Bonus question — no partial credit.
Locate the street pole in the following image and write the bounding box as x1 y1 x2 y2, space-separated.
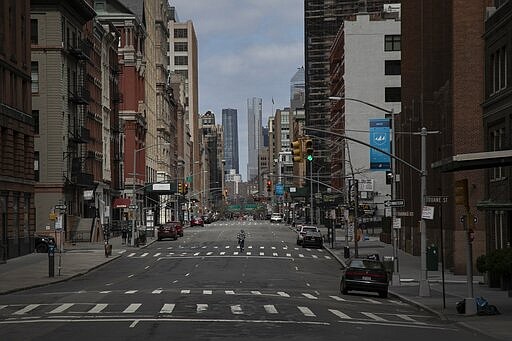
354 178 359 257
419 127 430 296
309 160 313 224
221 160 225 206
390 108 400 286
132 148 137 247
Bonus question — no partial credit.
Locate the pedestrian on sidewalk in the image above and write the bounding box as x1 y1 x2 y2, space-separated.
121 227 127 245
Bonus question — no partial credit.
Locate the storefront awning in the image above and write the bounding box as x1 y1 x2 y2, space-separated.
113 198 131 209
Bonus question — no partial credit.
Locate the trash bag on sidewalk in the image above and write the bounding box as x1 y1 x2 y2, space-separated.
476 296 500 316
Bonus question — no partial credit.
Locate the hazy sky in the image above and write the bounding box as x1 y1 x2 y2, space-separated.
169 0 305 180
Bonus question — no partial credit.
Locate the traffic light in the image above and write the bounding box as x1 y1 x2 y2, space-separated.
178 182 183 194
291 140 303 162
184 183 189 194
304 139 313 161
386 171 393 185
266 180 272 192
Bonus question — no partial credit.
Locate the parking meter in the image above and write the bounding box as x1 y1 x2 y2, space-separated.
48 243 55 277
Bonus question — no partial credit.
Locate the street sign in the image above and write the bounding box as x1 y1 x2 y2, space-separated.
55 204 67 210
129 204 138 210
392 217 401 229
396 211 414 217
385 199 405 207
425 195 448 204
275 183 284 196
186 176 192 183
421 206 435 220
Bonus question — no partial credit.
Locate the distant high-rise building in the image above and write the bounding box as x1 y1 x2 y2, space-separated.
222 109 239 174
262 127 269 147
247 97 262 181
290 66 305 111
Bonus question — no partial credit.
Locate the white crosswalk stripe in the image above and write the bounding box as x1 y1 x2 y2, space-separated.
324 256 331 259
329 295 346 302
125 290 137 294
247 252 252 255
329 309 352 319
220 252 226 255
88 303 108 313
181 289 190 294
264 305 278 314
298 306 316 317
100 291 111 294
299 254 304 258
302 293 318 300
312 255 318 258
251 291 261 295
159 304 175 314
13 304 40 315
194 252 200 256
203 290 212 295
361 312 387 321
225 290 235 295
49 303 74 314
0 305 7 311
153 252 161 257
362 298 382 304
231 305 243 315
233 252 239 255
127 253 136 257
286 253 292 257
259 252 264 256
152 289 163 294
277 291 290 297
140 253 149 257
273 253 278 256
207 252 213 255
196 304 208 313
123 303 141 313
396 314 421 323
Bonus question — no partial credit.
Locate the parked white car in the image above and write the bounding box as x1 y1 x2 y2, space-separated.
297 225 320 245
270 213 283 223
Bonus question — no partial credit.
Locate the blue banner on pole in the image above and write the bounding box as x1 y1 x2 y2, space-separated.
275 183 284 196
369 118 391 170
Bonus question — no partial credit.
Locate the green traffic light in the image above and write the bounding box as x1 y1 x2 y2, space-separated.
307 155 313 161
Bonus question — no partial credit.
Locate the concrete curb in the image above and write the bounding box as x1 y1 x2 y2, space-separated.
0 254 121 296
323 245 347 268
387 290 448 320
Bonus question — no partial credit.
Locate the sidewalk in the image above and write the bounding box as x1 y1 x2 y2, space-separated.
319 226 512 341
0 236 156 295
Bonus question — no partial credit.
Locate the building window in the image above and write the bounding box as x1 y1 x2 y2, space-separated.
491 47 508 94
30 19 38 44
174 42 188 52
32 110 39 134
174 69 188 79
175 56 188 65
385 87 401 102
31 62 39 93
174 28 188 38
384 35 401 51
491 128 504 180
493 210 504 249
385 60 401 75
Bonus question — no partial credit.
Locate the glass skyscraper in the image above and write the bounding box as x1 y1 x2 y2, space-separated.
247 97 262 181
222 108 239 174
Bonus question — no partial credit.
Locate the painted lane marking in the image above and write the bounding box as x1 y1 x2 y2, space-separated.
159 304 175 314
277 292 290 297
324 256 332 259
125 290 137 294
233 252 239 255
203 290 212 295
312 255 318 259
123 304 141 314
202 246 207 249
260 246 264 249
329 309 352 319
196 304 208 313
220 252 226 255
306 283 311 287
396 314 424 324
247 252 252 255
264 305 278 314
194 252 200 256
298 306 316 317
362 298 382 305
129 320 139 328
361 312 387 321
248 246 253 249
302 293 317 300
88 303 108 314
185 273 190 277
127 253 136 258
259 252 264 256
251 291 262 295
153 253 161 257
49 303 74 314
100 291 111 294
140 253 149 257
181 290 190 294
295 266 299 271
172 280 179 284
298 254 304 258
127 274 134 278
145 266 150 269
231 305 243 315
225 246 230 249
388 299 407 306
317 249 324 252
273 253 278 256
329 295 346 302
271 247 276 250
0 305 6 311
225 290 235 295
152 289 163 294
286 253 292 257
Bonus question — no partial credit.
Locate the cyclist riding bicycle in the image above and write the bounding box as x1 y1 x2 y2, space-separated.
237 229 246 252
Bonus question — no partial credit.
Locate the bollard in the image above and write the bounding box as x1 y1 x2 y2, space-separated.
48 243 55 277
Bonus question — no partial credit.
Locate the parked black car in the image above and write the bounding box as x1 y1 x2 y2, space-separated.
34 235 56 253
302 231 323 248
340 258 389 298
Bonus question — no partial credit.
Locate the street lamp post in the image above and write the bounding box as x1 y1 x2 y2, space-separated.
131 142 169 247
221 159 226 205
